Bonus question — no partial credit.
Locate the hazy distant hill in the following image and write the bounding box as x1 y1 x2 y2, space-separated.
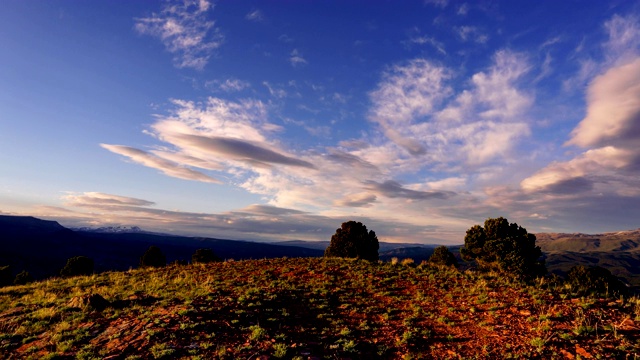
2 215 640 288
0 215 322 280
536 229 640 287
276 240 438 252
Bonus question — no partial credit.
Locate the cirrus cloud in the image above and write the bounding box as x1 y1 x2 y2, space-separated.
134 0 223 69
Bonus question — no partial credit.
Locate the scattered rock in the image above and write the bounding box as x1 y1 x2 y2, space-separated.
575 345 593 358
68 294 110 311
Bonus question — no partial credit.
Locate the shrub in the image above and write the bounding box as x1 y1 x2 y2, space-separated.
567 265 627 297
14 270 34 285
324 221 379 261
192 248 222 264
428 246 459 267
60 256 94 277
140 246 166 268
460 217 545 279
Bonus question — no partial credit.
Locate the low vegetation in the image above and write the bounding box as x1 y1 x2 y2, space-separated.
1 257 639 359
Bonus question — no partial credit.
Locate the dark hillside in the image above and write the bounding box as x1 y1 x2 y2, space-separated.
0 215 322 280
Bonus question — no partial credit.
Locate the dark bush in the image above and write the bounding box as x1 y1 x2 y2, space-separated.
460 217 546 279
567 265 627 297
324 221 379 261
14 271 34 285
428 246 459 267
192 248 221 264
60 256 94 277
140 246 166 268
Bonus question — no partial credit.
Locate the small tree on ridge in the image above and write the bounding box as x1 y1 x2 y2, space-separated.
140 246 166 268
60 256 94 277
324 221 379 261
428 246 459 267
460 217 545 279
192 248 221 264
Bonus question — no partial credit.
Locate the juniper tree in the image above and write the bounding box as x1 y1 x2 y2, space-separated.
460 217 545 279
324 221 379 261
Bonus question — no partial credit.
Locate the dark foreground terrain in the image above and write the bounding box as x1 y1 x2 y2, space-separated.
1 258 639 359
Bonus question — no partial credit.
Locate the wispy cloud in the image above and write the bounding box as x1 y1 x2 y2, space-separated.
457 3 469 16
406 34 447 55
134 0 223 69
455 26 488 44
245 8 265 22
100 144 222 183
263 81 288 98
44 192 454 243
603 14 640 65
424 0 449 8
289 49 308 67
365 180 455 200
221 79 250 92
369 59 452 155
66 192 156 207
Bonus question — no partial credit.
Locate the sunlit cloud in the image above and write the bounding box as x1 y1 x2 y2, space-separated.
134 0 223 69
100 144 222 183
566 59 640 148
369 58 451 155
40 192 454 243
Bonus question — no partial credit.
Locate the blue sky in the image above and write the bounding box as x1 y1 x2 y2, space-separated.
1 0 640 244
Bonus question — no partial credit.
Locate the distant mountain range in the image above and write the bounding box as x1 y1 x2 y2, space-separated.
1 215 639 289
0 215 323 280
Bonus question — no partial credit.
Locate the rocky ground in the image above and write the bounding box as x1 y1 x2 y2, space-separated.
1 258 639 359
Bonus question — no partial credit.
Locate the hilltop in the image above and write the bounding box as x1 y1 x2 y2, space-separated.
1 258 638 359
536 229 640 288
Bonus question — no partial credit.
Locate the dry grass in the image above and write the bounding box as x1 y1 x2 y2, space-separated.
0 257 638 359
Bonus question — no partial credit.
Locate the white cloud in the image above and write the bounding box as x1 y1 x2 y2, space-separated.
100 144 222 183
134 0 223 69
603 14 640 65
521 58 640 198
245 9 264 22
66 192 156 207
220 78 251 92
263 81 288 98
521 146 634 193
369 59 452 155
431 50 533 165
408 35 446 55
455 26 488 44
289 49 307 67
566 58 640 148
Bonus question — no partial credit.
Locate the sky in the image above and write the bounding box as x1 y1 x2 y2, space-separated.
1 0 640 244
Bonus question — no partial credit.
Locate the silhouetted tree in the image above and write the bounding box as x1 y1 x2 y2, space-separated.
192 248 221 264
460 217 545 279
14 271 34 285
140 245 166 268
567 265 627 297
60 256 94 277
324 221 379 261
0 265 12 287
428 246 459 267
